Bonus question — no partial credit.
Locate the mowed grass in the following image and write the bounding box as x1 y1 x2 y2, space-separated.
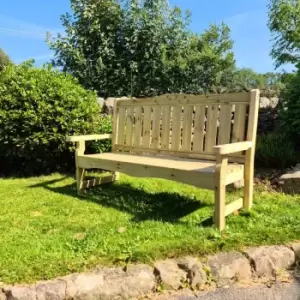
0 173 300 284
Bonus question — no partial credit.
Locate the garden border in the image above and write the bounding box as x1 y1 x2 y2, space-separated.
1 243 300 300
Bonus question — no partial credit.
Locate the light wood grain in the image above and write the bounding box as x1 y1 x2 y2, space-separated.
118 92 250 107
244 89 260 210
214 141 252 155
134 107 142 147
112 100 119 152
161 106 171 149
218 104 232 145
151 107 161 148
66 134 112 142
182 106 193 151
205 104 218 152
117 107 126 145
171 106 182 150
193 106 206 151
143 106 152 148
225 198 243 216
232 104 247 143
126 108 134 146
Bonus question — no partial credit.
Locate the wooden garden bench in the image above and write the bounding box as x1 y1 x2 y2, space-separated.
67 90 260 230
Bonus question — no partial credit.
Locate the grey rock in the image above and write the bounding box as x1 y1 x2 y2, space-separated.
291 243 300 259
208 251 251 284
5 286 36 300
97 98 105 107
36 280 66 300
66 265 155 300
177 257 207 287
155 260 187 290
66 273 104 300
279 164 300 194
245 246 295 277
105 98 116 108
259 97 279 109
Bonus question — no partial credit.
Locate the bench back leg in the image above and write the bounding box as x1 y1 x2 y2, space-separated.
214 156 228 230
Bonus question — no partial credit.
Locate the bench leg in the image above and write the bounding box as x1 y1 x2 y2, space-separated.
214 181 226 231
244 150 254 210
76 167 85 194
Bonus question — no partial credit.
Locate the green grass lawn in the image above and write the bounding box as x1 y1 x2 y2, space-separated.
0 173 300 284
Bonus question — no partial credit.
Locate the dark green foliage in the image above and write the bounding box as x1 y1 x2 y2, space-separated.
280 67 300 144
255 132 299 169
268 0 300 68
48 0 235 97
0 48 11 71
0 61 108 176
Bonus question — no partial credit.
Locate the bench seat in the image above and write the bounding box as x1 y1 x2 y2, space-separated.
78 153 244 190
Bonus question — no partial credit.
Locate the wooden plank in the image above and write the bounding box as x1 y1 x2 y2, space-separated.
171 106 182 150
78 156 215 190
225 198 243 216
205 104 218 152
125 108 134 146
218 104 232 145
232 104 247 143
244 89 260 210
151 107 161 148
193 106 206 151
81 174 118 189
118 92 250 107
214 155 228 230
114 144 245 164
67 134 112 142
75 141 86 193
182 106 193 150
143 106 152 148
161 106 171 149
117 107 126 145
134 107 142 147
112 100 119 152
214 141 252 155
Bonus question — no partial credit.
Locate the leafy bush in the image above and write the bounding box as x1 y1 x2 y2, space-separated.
255 132 299 169
280 68 300 145
0 61 110 176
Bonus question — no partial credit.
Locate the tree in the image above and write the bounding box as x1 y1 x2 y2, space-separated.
268 0 300 67
0 48 11 71
48 0 235 96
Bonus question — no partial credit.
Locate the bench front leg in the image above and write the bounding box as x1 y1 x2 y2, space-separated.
214 154 228 230
75 141 86 193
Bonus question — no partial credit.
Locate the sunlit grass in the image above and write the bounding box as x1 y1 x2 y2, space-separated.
0 173 299 283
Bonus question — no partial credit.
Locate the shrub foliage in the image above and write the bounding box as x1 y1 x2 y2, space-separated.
0 61 107 175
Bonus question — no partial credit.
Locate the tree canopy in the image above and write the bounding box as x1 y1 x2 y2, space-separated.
48 0 235 97
268 0 300 67
0 48 11 71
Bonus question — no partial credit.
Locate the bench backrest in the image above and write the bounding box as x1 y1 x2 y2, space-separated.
112 90 260 163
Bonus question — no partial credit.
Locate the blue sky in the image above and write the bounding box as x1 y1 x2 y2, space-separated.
0 0 292 72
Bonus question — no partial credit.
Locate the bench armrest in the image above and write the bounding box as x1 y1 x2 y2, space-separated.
66 134 112 142
214 141 253 155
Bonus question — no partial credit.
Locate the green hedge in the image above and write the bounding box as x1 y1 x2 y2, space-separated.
0 62 111 176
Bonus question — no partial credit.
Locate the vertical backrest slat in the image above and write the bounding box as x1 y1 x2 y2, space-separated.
205 104 218 152
171 106 182 150
134 107 142 147
161 106 171 149
143 106 152 148
182 106 193 151
151 107 160 148
117 107 126 145
193 105 206 152
112 100 119 152
218 104 232 145
125 107 134 146
232 104 247 143
247 90 260 144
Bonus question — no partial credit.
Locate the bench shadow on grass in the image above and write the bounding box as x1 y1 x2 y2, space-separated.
29 176 214 226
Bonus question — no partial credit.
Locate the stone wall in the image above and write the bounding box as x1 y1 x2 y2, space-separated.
98 96 281 135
